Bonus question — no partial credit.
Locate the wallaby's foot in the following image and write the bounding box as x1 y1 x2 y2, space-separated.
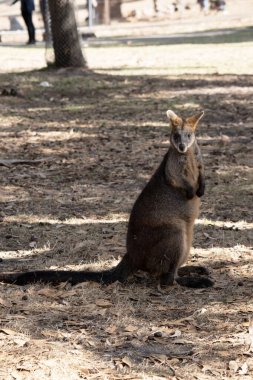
160 272 175 287
178 265 210 277
176 276 213 288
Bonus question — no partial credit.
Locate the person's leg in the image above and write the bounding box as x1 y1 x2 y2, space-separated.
27 11 35 43
32 15 35 41
22 10 35 43
21 9 30 42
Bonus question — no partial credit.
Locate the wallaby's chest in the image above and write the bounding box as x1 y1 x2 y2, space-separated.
166 149 199 185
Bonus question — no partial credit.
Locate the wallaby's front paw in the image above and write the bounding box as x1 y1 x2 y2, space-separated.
196 177 205 197
196 184 205 197
186 188 195 199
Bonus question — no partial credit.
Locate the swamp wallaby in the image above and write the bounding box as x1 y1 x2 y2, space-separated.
0 110 213 288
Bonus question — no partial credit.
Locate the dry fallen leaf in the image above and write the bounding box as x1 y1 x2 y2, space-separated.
95 299 113 308
13 338 30 347
105 325 117 334
151 354 167 363
0 328 17 335
124 325 138 333
0 297 12 308
38 288 59 298
229 360 239 373
41 330 62 338
79 367 90 376
16 362 34 372
121 356 133 368
239 362 248 375
170 329 182 338
203 232 216 239
10 370 23 380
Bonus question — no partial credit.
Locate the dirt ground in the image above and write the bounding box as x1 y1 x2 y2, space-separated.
0 8 253 380
0 69 252 380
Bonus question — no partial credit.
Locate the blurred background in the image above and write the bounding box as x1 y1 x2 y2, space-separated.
0 0 252 73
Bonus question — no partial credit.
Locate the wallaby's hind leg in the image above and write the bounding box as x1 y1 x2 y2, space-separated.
160 266 178 286
154 227 186 287
178 265 210 277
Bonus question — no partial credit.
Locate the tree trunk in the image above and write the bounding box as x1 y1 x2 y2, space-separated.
110 0 123 19
103 0 110 25
48 0 86 68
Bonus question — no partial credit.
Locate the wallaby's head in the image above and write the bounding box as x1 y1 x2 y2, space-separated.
166 110 204 154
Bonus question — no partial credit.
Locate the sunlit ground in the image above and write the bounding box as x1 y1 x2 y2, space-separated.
0 37 253 75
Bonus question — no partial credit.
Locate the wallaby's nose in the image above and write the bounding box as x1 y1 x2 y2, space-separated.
179 143 186 152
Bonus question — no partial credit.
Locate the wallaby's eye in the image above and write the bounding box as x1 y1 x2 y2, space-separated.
187 133 191 138
174 133 180 140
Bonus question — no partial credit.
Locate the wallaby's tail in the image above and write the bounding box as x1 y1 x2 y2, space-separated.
0 256 132 286
176 276 213 288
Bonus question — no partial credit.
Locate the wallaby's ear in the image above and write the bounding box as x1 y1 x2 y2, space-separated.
166 110 182 128
186 111 205 130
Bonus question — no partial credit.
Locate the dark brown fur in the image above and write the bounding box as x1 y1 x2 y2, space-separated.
0 110 213 288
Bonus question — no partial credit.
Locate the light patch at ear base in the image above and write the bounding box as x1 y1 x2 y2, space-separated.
166 110 182 127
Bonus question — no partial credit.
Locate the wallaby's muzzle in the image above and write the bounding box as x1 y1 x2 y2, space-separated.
179 143 187 153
